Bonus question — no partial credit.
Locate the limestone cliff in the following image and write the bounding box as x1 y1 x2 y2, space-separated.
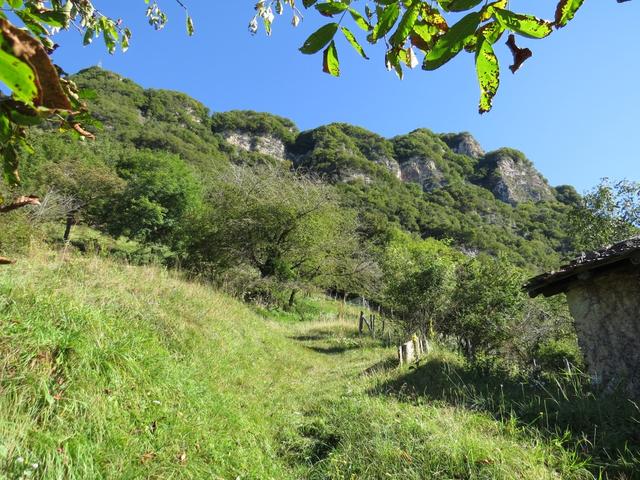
399 157 445 191
475 148 554 205
222 131 287 162
441 132 485 159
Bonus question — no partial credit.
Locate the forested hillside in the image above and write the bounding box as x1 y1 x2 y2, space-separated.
20 67 577 271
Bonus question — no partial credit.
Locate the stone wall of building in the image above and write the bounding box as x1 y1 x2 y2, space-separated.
565 265 640 395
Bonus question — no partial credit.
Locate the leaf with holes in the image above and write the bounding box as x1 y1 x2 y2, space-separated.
476 37 499 113
0 40 38 105
554 0 585 28
492 8 553 39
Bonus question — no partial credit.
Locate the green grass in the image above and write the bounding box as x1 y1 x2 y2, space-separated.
0 249 609 479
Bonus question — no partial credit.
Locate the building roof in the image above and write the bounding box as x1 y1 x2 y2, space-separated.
525 237 640 298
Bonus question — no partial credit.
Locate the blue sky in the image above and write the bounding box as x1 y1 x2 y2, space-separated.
48 0 639 192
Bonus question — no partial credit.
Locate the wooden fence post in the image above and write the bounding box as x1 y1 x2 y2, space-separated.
371 314 375 338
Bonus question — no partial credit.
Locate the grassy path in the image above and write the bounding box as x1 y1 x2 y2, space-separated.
0 252 593 479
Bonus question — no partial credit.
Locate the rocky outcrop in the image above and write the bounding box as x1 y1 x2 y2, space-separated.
441 132 485 159
222 131 287 161
399 157 445 191
376 157 402 180
478 149 553 205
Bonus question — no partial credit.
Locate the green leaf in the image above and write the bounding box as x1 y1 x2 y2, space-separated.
0 114 10 142
410 22 434 51
437 0 484 13
7 0 23 8
315 2 348 17
464 21 504 52
300 22 339 54
322 40 340 76
0 41 38 105
79 88 98 100
83 28 95 46
10 110 41 126
341 26 369 59
389 2 421 47
423 12 481 70
302 0 318 8
475 38 499 113
186 14 195 36
554 0 585 28
369 2 400 43
121 28 131 52
348 8 370 31
1 145 19 186
492 8 553 39
29 9 68 28
14 10 47 36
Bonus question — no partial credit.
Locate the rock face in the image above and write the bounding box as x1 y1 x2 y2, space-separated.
441 132 485 159
375 157 402 180
479 149 554 205
399 157 445 191
222 131 287 162
566 265 640 395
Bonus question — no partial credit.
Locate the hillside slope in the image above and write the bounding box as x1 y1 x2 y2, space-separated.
19 67 579 269
0 251 590 478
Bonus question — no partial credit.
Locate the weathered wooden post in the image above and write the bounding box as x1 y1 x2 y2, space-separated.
358 311 365 336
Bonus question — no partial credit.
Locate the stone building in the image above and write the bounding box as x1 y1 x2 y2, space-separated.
525 237 640 395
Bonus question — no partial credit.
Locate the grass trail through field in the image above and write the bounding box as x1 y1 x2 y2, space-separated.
0 252 594 479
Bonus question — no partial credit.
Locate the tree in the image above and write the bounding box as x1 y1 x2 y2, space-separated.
446 254 525 360
188 165 367 305
381 229 459 336
106 150 202 245
569 178 640 252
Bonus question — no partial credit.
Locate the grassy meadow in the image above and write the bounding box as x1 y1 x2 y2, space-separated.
0 249 636 479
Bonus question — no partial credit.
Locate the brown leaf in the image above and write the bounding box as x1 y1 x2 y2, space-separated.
0 18 73 110
505 34 532 74
177 451 187 465
72 123 96 140
140 452 156 464
0 195 41 213
0 257 16 265
399 450 413 463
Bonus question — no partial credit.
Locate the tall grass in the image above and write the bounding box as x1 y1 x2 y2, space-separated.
372 345 640 479
0 248 617 479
